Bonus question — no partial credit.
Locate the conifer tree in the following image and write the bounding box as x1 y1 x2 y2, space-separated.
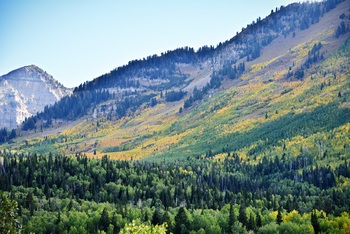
247 213 256 231
152 208 163 225
26 191 34 216
276 206 283 225
228 204 236 234
100 207 109 232
238 204 247 227
174 207 190 234
256 213 262 228
311 210 320 234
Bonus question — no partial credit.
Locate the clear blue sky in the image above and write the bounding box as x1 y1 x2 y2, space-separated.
1 0 309 88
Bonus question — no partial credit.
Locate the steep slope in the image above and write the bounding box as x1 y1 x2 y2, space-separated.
3 0 350 165
0 65 72 130
22 0 342 127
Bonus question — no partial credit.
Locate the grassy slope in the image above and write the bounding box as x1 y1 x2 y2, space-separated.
2 1 350 166
153 35 350 161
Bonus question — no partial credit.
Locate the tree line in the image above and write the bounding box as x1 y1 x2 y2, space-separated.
0 128 16 144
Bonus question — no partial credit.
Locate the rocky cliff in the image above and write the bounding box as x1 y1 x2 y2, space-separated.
0 65 71 129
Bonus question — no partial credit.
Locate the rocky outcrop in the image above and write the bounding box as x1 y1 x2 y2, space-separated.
0 65 72 129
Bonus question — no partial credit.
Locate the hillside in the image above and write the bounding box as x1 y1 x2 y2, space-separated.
0 65 71 130
5 0 349 164
1 1 350 233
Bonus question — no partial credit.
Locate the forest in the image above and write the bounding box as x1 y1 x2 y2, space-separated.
1 0 349 233
1 152 350 233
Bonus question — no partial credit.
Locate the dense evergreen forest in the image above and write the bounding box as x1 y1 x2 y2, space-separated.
1 152 350 233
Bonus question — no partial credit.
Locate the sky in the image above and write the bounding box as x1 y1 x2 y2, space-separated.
1 0 312 88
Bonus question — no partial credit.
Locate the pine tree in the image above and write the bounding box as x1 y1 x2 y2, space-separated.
163 211 173 231
26 191 34 216
311 210 320 234
9 129 16 140
247 213 256 231
238 204 247 227
228 204 236 234
276 206 283 225
152 208 163 225
256 213 262 228
174 207 190 234
54 211 61 234
100 207 109 232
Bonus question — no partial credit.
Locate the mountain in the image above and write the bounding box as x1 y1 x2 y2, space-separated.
11 0 349 162
1 1 350 233
0 65 72 130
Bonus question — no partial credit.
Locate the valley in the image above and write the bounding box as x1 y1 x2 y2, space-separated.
1 0 350 233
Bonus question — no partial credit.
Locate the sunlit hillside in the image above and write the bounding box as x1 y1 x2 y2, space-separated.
3 0 349 167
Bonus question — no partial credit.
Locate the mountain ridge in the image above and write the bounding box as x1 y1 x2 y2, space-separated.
2 0 350 163
73 0 338 93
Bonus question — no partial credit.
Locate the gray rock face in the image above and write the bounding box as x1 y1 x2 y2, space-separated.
0 65 72 129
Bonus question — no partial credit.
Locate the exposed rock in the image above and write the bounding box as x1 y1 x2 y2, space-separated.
0 65 72 129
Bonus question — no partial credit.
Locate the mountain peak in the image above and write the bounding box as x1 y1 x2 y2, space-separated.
24 64 39 69
0 65 72 129
4 64 48 79
23 64 42 72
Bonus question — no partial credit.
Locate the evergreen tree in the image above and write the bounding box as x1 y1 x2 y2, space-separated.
228 204 236 234
26 191 34 216
150 97 158 107
256 213 262 228
174 207 190 234
276 206 283 225
247 213 256 231
152 208 163 225
100 207 109 232
9 129 16 140
163 211 173 231
54 211 61 234
311 210 320 234
238 204 247 227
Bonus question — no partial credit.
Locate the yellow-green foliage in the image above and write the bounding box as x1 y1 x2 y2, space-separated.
119 220 167 234
2 33 349 169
